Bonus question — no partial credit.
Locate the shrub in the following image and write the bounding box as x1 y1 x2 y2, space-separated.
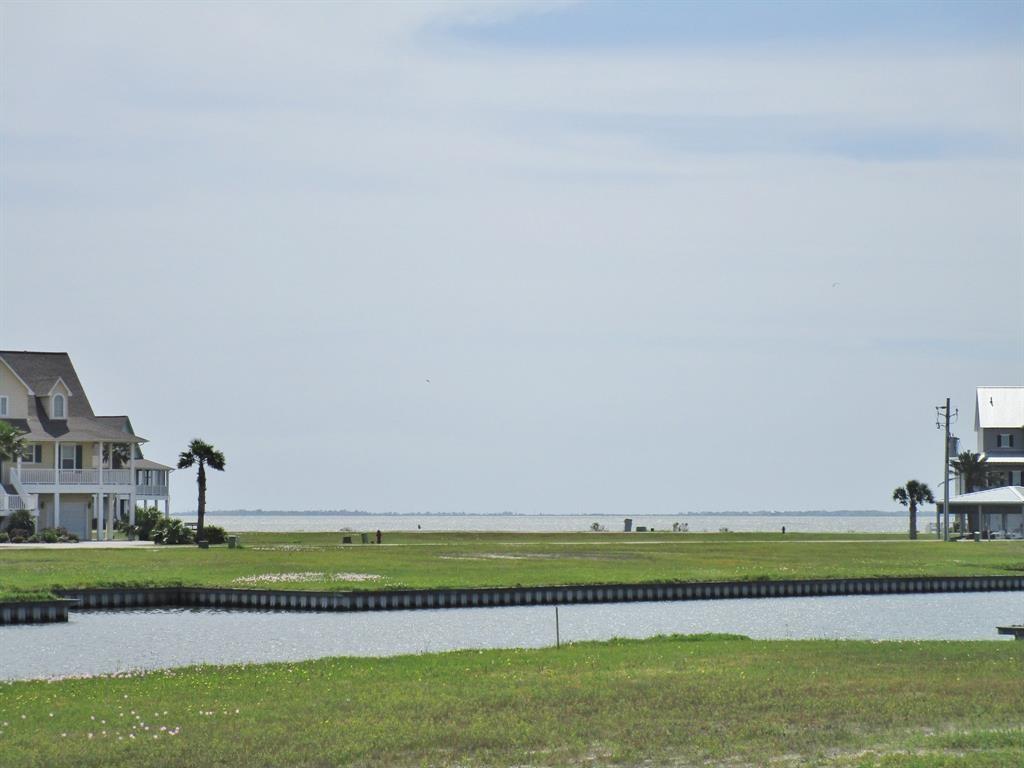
151 517 194 545
26 533 40 543
202 525 227 545
8 528 29 541
3 510 35 536
0 531 9 543
41 528 60 544
131 506 164 541
10 535 25 544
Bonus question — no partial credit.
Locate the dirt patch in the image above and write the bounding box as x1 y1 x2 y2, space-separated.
232 572 382 585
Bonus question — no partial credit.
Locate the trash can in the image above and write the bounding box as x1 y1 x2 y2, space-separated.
623 518 633 533
973 532 980 542
342 536 352 544
360 532 370 544
227 535 238 549
198 540 209 549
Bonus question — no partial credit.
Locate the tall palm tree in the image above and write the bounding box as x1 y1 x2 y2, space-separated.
949 451 989 494
892 480 934 540
177 439 226 543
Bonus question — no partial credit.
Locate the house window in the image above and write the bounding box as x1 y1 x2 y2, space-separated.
997 433 1015 448
0 396 7 416
59 444 78 470
1011 470 1024 486
52 394 66 419
21 445 42 464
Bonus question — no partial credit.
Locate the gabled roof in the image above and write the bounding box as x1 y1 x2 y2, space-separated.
0 352 146 443
947 486 1024 505
976 387 1024 430
0 351 94 417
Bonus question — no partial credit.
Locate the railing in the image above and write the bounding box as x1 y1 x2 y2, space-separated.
1 494 35 512
103 469 131 485
12 468 133 486
136 485 169 497
14 468 55 484
59 469 100 485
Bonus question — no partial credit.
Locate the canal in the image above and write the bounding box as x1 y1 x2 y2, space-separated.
2 591 1020 681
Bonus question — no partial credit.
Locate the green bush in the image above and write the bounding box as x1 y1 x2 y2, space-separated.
202 525 227 545
41 528 59 544
0 531 9 543
134 506 164 541
4 510 35 536
151 517 195 545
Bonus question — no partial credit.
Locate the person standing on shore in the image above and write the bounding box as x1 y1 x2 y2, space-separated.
376 529 382 544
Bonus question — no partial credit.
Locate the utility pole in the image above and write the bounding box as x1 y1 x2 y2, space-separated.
936 398 958 541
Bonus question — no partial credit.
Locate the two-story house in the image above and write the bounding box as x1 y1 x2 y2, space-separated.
938 386 1024 537
975 386 1024 488
0 351 173 540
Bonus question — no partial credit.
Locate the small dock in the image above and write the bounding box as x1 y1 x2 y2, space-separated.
997 625 1024 640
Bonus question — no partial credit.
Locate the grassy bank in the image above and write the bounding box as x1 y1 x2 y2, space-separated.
1 635 1021 767
1 532 1022 601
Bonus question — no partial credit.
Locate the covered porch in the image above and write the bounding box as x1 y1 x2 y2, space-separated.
938 486 1024 539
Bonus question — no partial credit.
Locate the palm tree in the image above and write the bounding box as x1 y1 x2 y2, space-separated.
892 480 934 540
0 421 27 477
103 443 131 469
177 439 226 543
949 451 989 494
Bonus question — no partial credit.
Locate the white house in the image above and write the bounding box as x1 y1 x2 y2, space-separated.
936 387 1024 537
0 351 173 539
974 386 1024 488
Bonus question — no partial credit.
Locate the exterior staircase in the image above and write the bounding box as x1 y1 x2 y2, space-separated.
1 479 37 517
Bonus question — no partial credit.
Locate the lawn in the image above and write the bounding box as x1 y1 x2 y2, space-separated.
1 532 1022 601
1 635 1020 767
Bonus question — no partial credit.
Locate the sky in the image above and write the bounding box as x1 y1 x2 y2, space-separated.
1 1 1022 514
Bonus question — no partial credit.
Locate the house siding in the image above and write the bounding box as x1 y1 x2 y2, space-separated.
0 365 30 419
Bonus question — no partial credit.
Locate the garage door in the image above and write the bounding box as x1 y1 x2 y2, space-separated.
60 502 89 540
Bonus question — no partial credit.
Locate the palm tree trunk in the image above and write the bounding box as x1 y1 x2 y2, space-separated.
197 460 206 542
909 501 917 540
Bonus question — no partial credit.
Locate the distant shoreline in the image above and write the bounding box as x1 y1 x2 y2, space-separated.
186 510 906 518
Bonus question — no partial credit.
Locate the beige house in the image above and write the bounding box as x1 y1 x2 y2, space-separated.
0 351 172 539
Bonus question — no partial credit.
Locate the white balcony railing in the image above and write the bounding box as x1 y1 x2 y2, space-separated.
60 469 100 485
136 485 169 497
12 468 133 487
14 468 55 484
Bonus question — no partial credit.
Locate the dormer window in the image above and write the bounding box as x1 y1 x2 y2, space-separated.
996 433 1015 448
52 393 66 419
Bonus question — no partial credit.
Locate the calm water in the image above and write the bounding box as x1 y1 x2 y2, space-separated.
174 513 906 534
2 592 1019 681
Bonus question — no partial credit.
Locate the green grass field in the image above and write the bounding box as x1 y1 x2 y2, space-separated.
1 532 1022 601
1 635 1020 767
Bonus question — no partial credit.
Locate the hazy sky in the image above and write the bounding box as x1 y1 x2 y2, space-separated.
1 1 1021 514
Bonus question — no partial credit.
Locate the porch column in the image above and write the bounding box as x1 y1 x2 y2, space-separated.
106 493 115 539
94 493 100 541
54 491 61 530
98 443 106 541
54 439 60 490
128 449 137 526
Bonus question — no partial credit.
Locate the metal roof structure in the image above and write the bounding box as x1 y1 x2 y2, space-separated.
945 486 1024 506
975 386 1024 430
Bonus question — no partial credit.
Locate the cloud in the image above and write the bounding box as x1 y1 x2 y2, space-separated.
1 1 1021 512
